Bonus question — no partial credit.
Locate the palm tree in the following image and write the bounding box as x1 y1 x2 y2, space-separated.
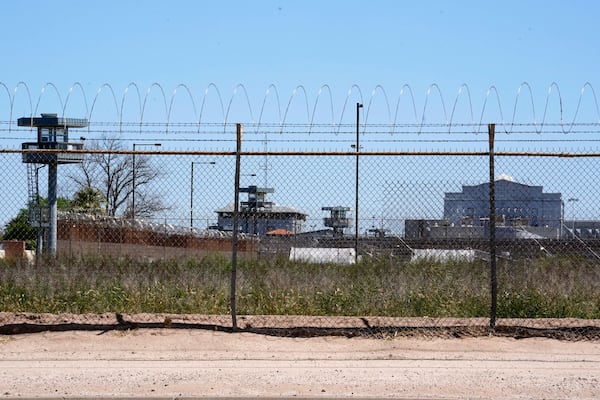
71 187 105 215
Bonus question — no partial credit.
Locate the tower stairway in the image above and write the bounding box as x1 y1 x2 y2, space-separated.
26 163 46 227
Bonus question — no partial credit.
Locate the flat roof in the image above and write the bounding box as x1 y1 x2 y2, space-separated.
216 203 307 216
322 206 351 211
17 113 88 128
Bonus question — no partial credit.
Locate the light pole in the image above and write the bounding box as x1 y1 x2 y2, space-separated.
568 197 579 239
354 102 363 264
190 161 216 230
132 143 161 219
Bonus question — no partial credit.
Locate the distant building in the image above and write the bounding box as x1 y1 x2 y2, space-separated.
406 176 564 239
405 219 485 239
215 186 306 235
565 220 600 239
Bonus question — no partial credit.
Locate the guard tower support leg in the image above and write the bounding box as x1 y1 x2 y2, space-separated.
47 162 58 257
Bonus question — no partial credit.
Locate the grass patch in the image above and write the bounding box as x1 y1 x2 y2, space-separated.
0 254 599 318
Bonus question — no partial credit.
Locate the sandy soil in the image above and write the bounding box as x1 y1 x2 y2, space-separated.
1 326 600 399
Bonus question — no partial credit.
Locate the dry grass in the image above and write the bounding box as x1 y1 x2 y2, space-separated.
0 253 599 318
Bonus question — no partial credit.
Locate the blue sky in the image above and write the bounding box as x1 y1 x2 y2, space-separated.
1 0 599 125
1 1 600 231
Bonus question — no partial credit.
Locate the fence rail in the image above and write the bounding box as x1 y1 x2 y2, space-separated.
1 123 600 340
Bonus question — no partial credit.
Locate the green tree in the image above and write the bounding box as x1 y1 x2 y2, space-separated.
71 187 105 214
3 197 71 250
3 208 37 249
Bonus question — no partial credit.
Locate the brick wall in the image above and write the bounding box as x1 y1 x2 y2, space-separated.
1 240 26 259
57 220 257 259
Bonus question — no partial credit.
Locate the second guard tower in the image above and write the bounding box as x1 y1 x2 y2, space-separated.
322 206 352 237
18 113 88 256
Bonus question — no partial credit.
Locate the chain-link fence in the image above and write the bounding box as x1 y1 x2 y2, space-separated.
1 123 600 340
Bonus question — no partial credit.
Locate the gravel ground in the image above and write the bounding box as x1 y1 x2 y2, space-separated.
1 322 600 399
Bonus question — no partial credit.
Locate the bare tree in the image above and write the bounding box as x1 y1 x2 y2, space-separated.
69 136 167 218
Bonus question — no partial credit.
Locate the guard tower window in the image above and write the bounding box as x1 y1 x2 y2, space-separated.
40 128 52 142
40 127 68 143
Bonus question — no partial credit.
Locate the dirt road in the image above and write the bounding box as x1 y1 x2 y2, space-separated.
0 328 599 399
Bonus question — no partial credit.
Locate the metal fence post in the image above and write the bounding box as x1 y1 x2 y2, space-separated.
355 103 363 264
230 123 242 329
488 123 497 330
47 163 58 257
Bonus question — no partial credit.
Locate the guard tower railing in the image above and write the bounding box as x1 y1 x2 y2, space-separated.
21 142 85 164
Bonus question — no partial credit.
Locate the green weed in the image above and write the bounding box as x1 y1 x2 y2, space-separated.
0 253 598 318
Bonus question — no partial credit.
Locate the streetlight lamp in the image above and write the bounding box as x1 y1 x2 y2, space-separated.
132 143 161 219
354 102 363 264
568 197 579 239
190 161 216 230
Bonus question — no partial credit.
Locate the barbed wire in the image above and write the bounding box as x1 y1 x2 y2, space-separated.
2 123 600 136
1 82 599 134
6 121 600 128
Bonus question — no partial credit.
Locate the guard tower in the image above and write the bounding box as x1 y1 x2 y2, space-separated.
239 186 275 235
240 186 275 210
215 186 306 235
18 113 88 256
322 206 352 237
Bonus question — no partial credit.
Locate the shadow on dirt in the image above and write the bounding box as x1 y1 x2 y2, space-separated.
1 313 599 341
